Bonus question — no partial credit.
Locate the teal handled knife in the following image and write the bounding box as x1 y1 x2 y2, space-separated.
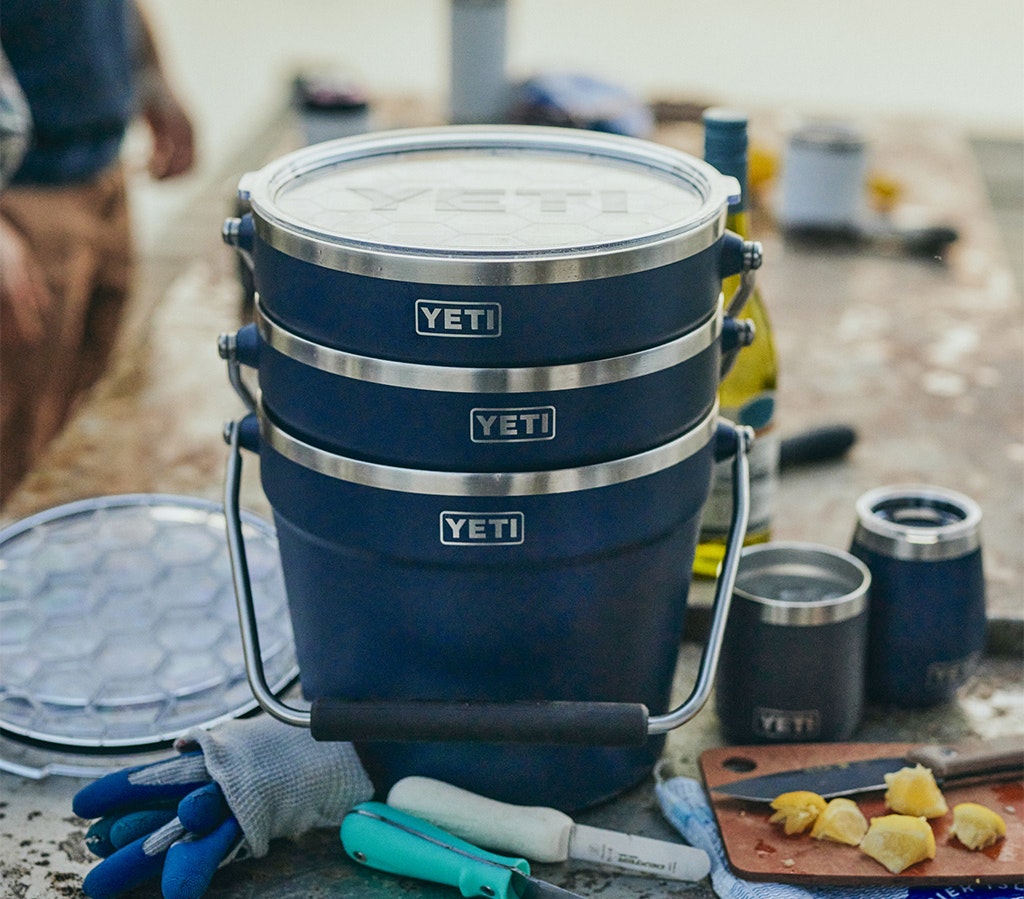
341 802 586 898
387 776 709 880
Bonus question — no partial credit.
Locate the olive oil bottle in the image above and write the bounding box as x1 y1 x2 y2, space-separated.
694 108 779 577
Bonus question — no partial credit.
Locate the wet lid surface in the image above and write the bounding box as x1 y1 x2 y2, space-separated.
0 495 297 755
241 126 737 283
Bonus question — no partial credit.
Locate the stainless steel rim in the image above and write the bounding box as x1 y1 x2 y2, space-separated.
259 400 718 496
255 297 722 392
240 125 734 285
734 541 870 626
853 484 982 561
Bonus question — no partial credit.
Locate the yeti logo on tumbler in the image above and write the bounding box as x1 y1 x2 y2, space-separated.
440 511 524 545
752 706 821 740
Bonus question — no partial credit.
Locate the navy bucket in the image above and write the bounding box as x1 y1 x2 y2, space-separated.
224 406 750 809
220 125 759 810
228 300 730 470
223 125 754 366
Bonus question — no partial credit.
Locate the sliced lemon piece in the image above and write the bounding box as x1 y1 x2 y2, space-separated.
809 797 869 846
860 814 936 874
769 790 827 835
883 764 949 818
950 802 1007 850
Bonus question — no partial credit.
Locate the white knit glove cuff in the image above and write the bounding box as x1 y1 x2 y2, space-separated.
180 716 374 858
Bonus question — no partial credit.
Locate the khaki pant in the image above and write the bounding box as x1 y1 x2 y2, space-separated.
0 165 132 502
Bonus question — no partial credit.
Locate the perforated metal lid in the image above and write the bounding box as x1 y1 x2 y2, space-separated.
239 125 739 285
0 495 297 766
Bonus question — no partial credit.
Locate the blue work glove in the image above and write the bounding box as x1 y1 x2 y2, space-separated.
72 715 374 899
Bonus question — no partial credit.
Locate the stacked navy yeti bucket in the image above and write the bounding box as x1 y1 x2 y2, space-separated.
220 126 757 810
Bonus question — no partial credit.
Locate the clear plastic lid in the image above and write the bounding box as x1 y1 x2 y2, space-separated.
0 495 297 757
241 126 738 284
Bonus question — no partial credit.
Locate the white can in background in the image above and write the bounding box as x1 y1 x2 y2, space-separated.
450 0 509 124
777 122 868 229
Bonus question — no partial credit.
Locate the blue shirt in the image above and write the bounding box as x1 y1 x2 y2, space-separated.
1 0 135 185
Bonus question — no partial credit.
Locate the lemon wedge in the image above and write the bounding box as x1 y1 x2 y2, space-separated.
883 764 949 818
810 797 869 846
769 790 827 835
950 802 1007 850
860 814 936 874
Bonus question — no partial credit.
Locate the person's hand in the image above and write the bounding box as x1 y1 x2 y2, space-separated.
72 715 374 899
0 215 50 346
139 73 195 180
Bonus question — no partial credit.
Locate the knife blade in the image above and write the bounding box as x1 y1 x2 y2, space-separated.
709 734 1023 802
341 801 585 898
387 775 709 881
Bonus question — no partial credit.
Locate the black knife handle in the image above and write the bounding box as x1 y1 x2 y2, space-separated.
779 425 857 470
310 699 650 746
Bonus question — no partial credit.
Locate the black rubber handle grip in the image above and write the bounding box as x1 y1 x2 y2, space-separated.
779 424 857 470
310 699 650 746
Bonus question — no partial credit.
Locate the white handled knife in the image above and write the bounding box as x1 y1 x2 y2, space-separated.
386 776 709 882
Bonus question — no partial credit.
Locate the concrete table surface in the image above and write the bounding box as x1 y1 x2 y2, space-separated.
1 105 1021 898
3 647 1022 899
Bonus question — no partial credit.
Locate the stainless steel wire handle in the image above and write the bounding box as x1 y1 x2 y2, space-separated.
222 418 752 743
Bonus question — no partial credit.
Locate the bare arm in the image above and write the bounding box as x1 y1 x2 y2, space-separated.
131 2 196 180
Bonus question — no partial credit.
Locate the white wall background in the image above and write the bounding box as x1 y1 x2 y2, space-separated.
140 0 1023 192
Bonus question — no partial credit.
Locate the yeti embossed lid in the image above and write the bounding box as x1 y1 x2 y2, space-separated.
0 495 297 769
239 125 739 284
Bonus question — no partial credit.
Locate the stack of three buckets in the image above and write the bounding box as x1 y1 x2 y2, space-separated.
219 126 758 810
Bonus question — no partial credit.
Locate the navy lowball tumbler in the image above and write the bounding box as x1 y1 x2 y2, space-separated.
715 543 871 744
850 485 986 708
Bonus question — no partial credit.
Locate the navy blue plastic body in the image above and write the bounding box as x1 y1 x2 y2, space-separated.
250 232 732 366
245 323 720 471
250 427 714 810
850 544 986 708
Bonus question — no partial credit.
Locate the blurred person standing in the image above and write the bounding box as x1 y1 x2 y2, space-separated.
0 1 195 503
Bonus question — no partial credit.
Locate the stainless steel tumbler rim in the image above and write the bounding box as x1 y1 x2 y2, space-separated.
257 398 718 497
734 541 870 626
254 296 723 392
853 484 982 562
239 125 735 285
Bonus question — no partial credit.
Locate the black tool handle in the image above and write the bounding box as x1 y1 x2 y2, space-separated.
310 699 650 746
779 424 857 470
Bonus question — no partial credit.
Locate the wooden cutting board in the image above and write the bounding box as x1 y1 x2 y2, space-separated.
699 742 1023 885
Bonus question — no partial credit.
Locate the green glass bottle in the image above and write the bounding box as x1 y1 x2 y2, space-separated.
694 108 779 578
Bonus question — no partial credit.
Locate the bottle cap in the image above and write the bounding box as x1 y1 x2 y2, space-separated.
703 107 749 209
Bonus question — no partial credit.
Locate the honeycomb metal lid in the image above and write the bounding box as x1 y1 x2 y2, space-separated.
0 495 298 772
239 125 739 285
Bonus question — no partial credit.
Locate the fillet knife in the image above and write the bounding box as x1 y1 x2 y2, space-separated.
387 775 710 881
709 734 1023 802
341 802 585 898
